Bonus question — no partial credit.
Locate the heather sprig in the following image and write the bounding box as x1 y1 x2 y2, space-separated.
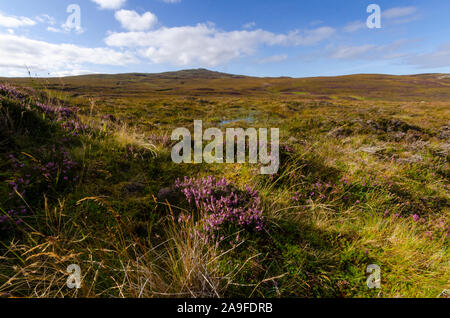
174 176 265 237
2 147 79 230
148 133 171 147
36 102 79 119
0 84 28 101
2 84 88 137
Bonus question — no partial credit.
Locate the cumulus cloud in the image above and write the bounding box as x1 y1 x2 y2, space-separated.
105 24 335 66
91 0 126 10
115 10 158 31
0 33 137 76
0 12 35 28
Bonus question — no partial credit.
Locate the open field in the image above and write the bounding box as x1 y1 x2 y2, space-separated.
0 69 449 298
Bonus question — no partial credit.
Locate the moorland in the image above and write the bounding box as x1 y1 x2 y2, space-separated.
0 69 448 298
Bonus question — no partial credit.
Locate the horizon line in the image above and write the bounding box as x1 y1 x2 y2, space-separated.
0 68 448 80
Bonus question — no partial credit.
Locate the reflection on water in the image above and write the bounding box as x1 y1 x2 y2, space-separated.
220 115 255 126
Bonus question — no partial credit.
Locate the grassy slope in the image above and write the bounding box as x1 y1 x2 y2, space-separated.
5 70 450 101
0 70 448 298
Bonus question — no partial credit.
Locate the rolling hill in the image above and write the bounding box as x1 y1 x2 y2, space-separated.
2 69 450 101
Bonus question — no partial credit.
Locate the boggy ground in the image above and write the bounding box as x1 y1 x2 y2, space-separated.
0 70 448 298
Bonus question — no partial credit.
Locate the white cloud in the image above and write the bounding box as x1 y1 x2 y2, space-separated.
328 40 411 61
49 69 97 77
47 25 79 34
329 44 376 60
162 0 181 3
61 23 85 34
46 20 84 34
243 22 256 29
310 20 324 27
91 0 126 10
35 14 56 25
47 26 62 33
115 10 158 31
383 6 417 19
342 6 419 33
0 33 137 76
383 6 419 25
407 43 450 68
257 54 288 64
0 12 35 28
343 21 366 33
105 24 335 66
5 68 27 77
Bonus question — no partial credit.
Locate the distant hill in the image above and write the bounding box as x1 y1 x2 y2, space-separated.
74 69 247 80
154 68 248 79
2 70 450 101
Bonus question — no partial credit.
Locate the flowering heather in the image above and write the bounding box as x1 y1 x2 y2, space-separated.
0 84 28 101
60 119 88 136
283 144 294 153
1 84 87 137
0 208 26 230
2 148 79 230
174 176 265 234
1 84 78 120
32 146 79 187
36 102 79 119
103 114 117 122
1 84 82 232
148 133 171 147
35 101 88 136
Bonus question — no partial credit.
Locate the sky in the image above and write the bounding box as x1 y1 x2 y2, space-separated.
0 0 450 77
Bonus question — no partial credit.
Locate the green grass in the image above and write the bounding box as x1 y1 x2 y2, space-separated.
0 71 448 298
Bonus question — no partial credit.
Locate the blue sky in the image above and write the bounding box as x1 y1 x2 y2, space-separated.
0 0 450 77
